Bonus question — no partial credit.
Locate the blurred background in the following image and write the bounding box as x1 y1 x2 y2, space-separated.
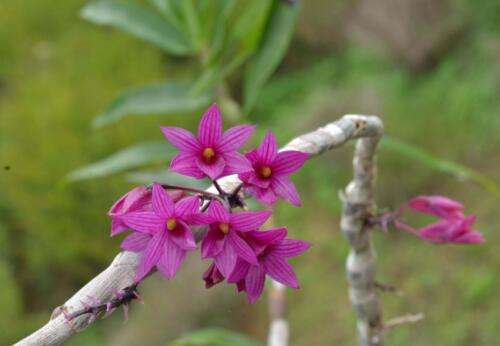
1 0 499 345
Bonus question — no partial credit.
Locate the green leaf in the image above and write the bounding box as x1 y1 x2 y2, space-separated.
381 137 500 196
66 141 171 181
242 1 298 114
81 0 192 55
93 82 213 128
168 328 263 346
126 170 206 189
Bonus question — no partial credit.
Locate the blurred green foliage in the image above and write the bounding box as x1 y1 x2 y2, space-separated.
0 0 499 345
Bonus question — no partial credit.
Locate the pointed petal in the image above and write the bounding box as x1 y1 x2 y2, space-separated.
408 195 464 220
151 183 174 217
110 219 129 237
263 254 299 289
227 258 251 283
170 153 205 179
247 228 288 246
203 263 225 288
215 242 237 277
169 221 197 250
120 211 164 234
174 196 200 219
195 156 225 180
452 231 485 244
221 152 252 175
161 126 200 153
198 103 223 147
272 150 309 175
257 131 278 165
121 232 151 252
135 231 166 281
248 186 278 206
205 199 230 223
272 176 301 206
230 210 272 232
244 150 260 165
418 220 452 243
217 125 255 153
157 238 186 278
272 239 311 258
228 232 258 265
201 228 226 258
245 265 266 303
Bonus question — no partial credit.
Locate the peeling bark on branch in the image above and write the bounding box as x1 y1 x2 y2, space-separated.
16 114 383 346
340 119 384 345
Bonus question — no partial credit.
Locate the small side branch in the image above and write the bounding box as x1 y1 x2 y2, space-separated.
384 313 425 330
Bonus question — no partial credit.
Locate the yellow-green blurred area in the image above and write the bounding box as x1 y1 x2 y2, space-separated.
1 0 500 345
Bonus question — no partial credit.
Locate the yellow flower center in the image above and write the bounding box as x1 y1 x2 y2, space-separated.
259 166 272 178
218 223 230 234
202 147 215 161
166 218 177 231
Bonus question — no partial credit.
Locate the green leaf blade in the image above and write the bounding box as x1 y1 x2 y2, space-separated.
381 136 500 196
81 0 192 55
242 1 298 114
92 82 213 128
66 141 171 181
168 328 263 346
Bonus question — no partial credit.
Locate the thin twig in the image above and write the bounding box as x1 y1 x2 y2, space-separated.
384 313 425 330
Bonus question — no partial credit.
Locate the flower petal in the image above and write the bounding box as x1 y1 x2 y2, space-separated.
227 258 251 283
170 153 205 179
257 131 278 165
244 186 277 206
246 228 288 247
195 155 225 180
230 210 272 232
272 150 308 175
272 239 311 258
228 232 258 265
408 195 464 220
174 196 200 220
169 220 197 250
221 152 252 176
244 265 266 303
203 263 225 288
161 126 200 153
157 238 186 279
135 231 166 281
418 220 452 243
215 241 237 277
452 231 485 244
217 125 255 153
151 183 174 217
120 211 164 234
205 199 230 223
272 176 301 206
198 103 223 147
201 228 226 258
121 232 151 252
263 254 299 289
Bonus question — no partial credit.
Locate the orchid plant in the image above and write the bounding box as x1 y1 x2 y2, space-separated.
63 104 484 328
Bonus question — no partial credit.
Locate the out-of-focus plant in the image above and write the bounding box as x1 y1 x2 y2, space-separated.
69 0 298 183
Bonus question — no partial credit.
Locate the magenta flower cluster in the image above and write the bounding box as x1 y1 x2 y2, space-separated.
393 195 484 244
108 104 310 303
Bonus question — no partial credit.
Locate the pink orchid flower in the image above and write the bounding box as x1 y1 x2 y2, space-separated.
227 228 310 303
238 131 309 206
193 200 271 277
108 186 184 236
117 183 200 281
395 195 484 245
161 103 255 180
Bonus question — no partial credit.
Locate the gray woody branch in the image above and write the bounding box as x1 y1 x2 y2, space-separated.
16 114 383 346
